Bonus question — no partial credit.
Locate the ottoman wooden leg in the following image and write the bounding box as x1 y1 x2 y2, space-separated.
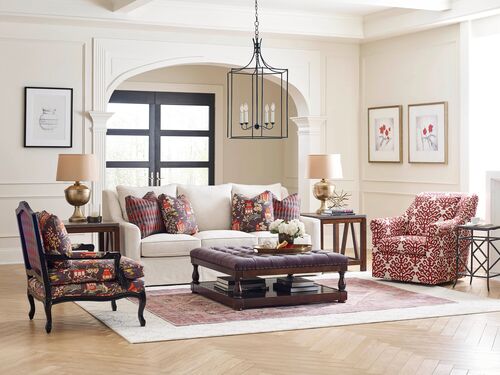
234 277 242 298
338 270 347 303
192 264 199 284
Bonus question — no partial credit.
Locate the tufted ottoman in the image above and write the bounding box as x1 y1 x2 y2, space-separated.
190 246 348 310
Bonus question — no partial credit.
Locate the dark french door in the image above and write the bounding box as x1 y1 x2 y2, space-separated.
105 90 215 188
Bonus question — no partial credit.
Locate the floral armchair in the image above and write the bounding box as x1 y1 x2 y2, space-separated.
371 192 478 285
16 201 146 333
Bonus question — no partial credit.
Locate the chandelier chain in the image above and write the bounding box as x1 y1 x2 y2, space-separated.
254 0 259 40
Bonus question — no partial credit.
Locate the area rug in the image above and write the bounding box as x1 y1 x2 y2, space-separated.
76 272 500 343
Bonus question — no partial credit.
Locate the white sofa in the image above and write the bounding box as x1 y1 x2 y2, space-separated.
103 183 320 285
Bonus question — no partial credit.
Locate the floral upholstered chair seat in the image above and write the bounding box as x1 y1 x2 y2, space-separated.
371 192 478 285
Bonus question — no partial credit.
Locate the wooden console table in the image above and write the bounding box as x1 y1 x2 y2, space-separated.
64 221 121 253
301 213 367 271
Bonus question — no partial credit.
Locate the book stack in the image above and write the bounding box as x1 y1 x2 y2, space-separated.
214 276 267 293
273 276 319 294
322 208 355 216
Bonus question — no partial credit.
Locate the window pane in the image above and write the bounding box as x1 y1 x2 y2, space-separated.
161 136 209 162
106 136 149 161
161 105 209 130
161 168 208 185
107 103 149 129
106 168 148 189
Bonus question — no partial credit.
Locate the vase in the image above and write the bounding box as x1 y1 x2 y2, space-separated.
278 233 294 245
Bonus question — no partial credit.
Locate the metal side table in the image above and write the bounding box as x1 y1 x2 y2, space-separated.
454 224 500 291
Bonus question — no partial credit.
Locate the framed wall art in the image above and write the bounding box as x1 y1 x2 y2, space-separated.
24 87 73 148
408 102 447 164
368 105 402 163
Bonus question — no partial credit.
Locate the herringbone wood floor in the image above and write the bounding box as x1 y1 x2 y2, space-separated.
2 256 500 375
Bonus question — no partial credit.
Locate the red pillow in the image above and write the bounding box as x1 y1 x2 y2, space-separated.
125 192 165 238
231 190 274 232
158 194 199 235
273 193 301 221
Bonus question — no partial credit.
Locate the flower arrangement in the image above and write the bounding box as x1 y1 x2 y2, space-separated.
269 219 305 245
377 123 392 150
421 123 437 151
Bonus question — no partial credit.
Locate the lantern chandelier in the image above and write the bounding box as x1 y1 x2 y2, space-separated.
227 0 289 139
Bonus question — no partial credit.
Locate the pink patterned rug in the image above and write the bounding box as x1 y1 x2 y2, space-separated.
141 278 454 326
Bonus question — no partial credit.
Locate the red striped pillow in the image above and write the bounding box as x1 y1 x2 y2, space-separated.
125 192 165 238
272 193 301 221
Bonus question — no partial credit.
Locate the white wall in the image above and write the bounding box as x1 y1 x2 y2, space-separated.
360 25 462 231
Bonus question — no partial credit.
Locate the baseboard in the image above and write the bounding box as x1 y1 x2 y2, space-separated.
0 247 23 264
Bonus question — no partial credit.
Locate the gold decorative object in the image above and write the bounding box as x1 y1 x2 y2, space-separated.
306 154 343 214
328 190 352 209
56 154 98 222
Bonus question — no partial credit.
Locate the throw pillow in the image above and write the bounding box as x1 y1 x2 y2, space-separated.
125 192 165 239
272 193 301 221
158 194 199 235
231 190 274 232
37 211 73 256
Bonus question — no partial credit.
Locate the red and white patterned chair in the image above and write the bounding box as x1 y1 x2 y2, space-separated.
371 192 478 285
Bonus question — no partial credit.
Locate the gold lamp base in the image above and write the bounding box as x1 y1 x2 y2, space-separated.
64 181 91 223
313 178 335 215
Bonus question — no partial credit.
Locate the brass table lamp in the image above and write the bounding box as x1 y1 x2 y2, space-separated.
306 154 343 214
56 154 98 222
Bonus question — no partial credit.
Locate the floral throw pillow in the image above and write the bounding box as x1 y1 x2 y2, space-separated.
125 192 165 239
37 211 73 256
272 193 301 221
158 194 199 235
231 190 274 232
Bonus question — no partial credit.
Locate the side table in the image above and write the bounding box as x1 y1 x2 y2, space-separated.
301 213 367 271
454 224 500 291
64 221 121 253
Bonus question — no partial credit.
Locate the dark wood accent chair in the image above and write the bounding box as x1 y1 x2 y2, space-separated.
16 201 146 333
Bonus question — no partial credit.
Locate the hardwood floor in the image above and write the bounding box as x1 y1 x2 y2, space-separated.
2 259 500 375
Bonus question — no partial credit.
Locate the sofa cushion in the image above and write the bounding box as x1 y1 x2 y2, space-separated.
376 235 427 257
272 193 301 221
141 233 201 257
232 183 283 200
193 230 257 248
231 191 274 232
37 211 73 257
125 192 165 238
158 194 199 235
117 184 177 221
177 184 232 231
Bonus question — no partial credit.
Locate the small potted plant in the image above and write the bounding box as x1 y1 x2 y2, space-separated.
269 219 305 246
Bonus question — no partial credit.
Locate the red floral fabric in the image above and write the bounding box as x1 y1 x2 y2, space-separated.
272 193 301 221
371 192 478 285
231 190 274 232
126 192 165 238
37 211 73 257
28 277 145 300
158 194 198 235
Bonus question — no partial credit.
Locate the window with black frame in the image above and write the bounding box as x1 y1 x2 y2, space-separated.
106 90 215 188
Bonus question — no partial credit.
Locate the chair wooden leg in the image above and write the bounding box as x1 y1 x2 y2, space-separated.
27 292 35 320
44 302 52 333
111 300 117 311
138 291 146 327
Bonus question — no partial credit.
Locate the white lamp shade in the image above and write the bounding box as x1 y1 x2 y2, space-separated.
306 154 343 179
56 154 98 182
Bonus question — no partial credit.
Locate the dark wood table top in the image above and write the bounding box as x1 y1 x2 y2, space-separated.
63 221 120 229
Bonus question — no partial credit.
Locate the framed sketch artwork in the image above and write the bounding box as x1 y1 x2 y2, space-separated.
24 87 73 148
368 105 402 163
408 102 447 164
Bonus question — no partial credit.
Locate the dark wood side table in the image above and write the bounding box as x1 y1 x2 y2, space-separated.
454 223 500 291
64 221 121 253
301 213 367 271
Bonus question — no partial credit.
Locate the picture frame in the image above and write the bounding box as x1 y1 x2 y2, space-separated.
367 105 403 163
24 87 73 148
408 102 448 164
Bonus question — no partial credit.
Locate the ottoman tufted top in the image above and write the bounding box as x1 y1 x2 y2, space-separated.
190 246 348 271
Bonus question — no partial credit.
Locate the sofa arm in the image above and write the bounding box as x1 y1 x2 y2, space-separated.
370 216 407 246
300 215 321 250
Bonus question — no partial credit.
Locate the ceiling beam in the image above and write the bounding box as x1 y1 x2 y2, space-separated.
333 0 452 12
111 0 153 13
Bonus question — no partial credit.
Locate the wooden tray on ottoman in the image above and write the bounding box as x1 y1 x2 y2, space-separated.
253 244 312 254
190 246 348 311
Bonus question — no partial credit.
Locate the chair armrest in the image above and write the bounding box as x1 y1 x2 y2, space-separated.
370 216 407 246
300 216 321 250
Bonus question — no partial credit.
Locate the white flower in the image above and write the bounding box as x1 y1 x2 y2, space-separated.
270 219 305 238
269 219 284 234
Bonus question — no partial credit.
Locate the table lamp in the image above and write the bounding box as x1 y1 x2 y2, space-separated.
306 154 343 214
56 154 98 222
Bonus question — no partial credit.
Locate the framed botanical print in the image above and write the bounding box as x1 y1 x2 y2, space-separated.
368 105 403 163
24 87 73 148
408 102 447 164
